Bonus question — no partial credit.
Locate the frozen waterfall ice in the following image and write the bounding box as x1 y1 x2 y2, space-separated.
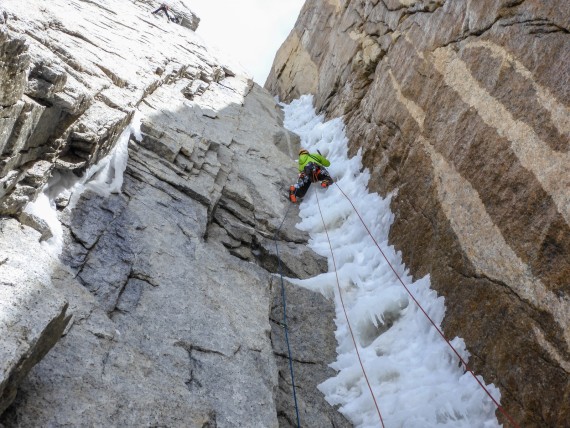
282 95 501 428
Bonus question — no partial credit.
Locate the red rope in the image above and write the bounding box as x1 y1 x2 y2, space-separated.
334 183 521 428
315 190 386 428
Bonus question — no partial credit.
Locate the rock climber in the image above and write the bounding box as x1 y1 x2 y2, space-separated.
152 3 177 22
289 149 332 203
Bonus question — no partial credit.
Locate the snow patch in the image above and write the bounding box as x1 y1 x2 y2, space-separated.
23 111 142 256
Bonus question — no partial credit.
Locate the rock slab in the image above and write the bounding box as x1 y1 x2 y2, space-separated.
0 0 348 424
0 219 69 415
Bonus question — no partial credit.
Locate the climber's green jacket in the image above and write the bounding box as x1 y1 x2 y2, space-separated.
298 152 331 172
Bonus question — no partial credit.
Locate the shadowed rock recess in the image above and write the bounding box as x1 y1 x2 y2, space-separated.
266 0 569 426
0 0 349 426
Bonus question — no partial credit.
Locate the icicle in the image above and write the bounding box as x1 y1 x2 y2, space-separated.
23 110 143 256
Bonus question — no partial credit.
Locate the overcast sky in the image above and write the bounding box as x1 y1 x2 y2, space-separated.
189 0 306 85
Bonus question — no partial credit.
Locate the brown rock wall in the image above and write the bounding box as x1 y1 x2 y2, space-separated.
266 0 570 425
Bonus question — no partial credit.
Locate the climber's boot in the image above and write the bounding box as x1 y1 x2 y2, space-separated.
289 185 297 203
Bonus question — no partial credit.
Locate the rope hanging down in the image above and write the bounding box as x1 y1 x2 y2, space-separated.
273 203 301 427
333 183 521 428
315 190 386 428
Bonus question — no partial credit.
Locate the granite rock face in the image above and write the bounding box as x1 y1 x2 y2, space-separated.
0 0 346 425
266 0 570 426
0 29 29 107
270 278 351 428
0 219 70 415
0 0 209 216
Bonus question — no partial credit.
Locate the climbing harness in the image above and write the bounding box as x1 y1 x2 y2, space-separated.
273 202 301 427
312 168 319 183
332 182 521 428
315 190 386 428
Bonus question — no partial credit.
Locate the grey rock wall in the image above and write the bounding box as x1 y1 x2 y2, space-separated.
0 220 70 415
271 279 351 428
0 29 28 107
0 0 349 425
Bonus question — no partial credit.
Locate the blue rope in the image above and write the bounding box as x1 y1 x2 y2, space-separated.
273 202 301 427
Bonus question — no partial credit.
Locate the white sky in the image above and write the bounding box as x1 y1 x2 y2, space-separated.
188 0 306 85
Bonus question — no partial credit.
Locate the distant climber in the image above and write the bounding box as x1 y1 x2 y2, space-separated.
152 3 178 23
289 149 332 203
